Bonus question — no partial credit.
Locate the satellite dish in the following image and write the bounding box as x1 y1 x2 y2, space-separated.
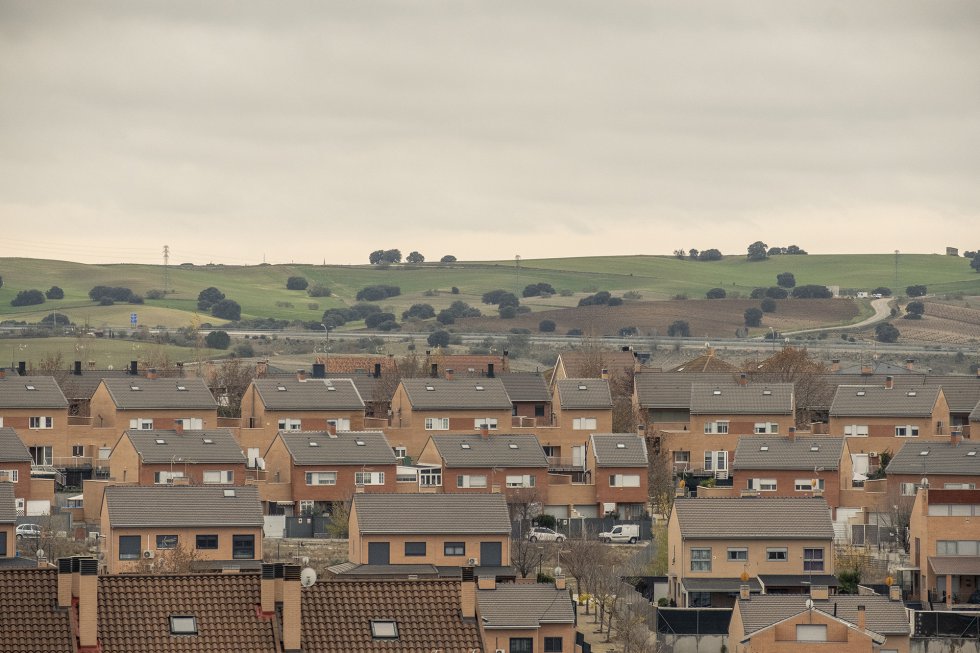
300 567 317 587
36 548 45 559
805 598 814 609
301 556 310 566
554 566 562 577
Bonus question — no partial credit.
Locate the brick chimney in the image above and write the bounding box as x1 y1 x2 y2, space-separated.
70 555 81 600
889 584 902 601
810 585 829 600
460 567 476 618
78 557 99 650
856 604 866 630
274 563 285 603
256 360 269 377
487 363 495 378
174 420 184 435
445 368 454 381
260 563 276 615
555 572 566 591
480 426 490 439
861 364 872 376
477 575 496 591
830 359 840 373
906 358 916 371
0 368 5 379
884 375 894 390
57 558 73 608
146 368 158 380
739 584 751 600
282 564 302 652
787 427 796 442
738 372 748 386
296 369 307 382
600 368 609 381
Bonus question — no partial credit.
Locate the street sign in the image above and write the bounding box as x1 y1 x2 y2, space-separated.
130 313 137 326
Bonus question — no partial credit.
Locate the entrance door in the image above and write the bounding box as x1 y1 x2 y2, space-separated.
367 541 390 565
480 541 502 566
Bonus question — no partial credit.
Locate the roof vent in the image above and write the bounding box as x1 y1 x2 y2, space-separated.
508 444 519 449
713 389 722 395
155 439 166 445
968 451 977 457
616 443 627 449
203 438 214 445
810 445 819 452
176 385 187 391
327 386 336 392
460 443 471 449
762 389 772 396
475 385 484 391
919 450 929 456
223 489 236 497
856 390 866 396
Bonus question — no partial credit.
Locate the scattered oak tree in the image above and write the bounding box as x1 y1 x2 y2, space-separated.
286 276 308 290
776 272 796 288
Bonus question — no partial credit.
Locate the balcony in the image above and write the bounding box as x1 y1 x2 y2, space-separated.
547 456 585 472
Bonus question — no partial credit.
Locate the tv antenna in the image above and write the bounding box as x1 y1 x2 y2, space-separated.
163 245 170 294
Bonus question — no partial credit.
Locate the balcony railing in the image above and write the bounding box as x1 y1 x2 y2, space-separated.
547 456 585 470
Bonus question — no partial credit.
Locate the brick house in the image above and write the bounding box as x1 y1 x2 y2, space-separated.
0 483 15 559
828 383 950 450
589 433 649 520
106 427 246 486
908 487 980 607
88 375 219 434
499 372 552 427
101 485 263 574
476 576 577 653
634 371 736 431
668 498 836 607
0 427 43 509
883 436 980 498
0 373 70 467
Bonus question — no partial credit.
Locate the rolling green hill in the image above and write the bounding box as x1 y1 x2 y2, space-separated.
1 254 977 329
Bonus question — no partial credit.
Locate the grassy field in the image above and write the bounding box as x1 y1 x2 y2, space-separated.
0 254 977 329
0 336 225 371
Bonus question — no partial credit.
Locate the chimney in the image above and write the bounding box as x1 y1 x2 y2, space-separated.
256 360 269 377
788 427 796 442
885 375 894 390
861 365 872 376
889 584 902 601
810 585 829 600
146 368 158 380
17 361 26 376
460 567 476 618
856 604 866 630
555 573 566 591
739 584 751 600
477 575 496 591
312 363 325 379
78 557 99 649
130 360 138 376
374 363 382 379
260 563 276 615
57 558 73 608
296 369 307 382
951 430 961 448
176 361 184 377
445 368 454 381
174 420 184 435
830 359 841 373
74 361 82 376
274 563 285 603
600 368 609 381
480 426 490 439
906 358 916 370
430 363 438 378
282 564 302 652
487 363 494 378
0 368 5 379
738 372 748 386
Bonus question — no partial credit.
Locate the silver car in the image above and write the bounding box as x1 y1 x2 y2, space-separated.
16 523 41 539
527 526 565 543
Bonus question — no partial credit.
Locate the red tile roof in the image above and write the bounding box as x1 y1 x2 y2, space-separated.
316 356 398 375
0 568 74 653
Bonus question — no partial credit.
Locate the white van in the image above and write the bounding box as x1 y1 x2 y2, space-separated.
599 524 640 544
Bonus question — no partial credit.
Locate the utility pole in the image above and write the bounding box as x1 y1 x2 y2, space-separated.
515 255 521 296
162 245 170 294
894 250 899 289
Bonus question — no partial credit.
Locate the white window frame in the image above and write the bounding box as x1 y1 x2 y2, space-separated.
690 547 712 572
457 474 488 489
305 471 337 486
355 471 385 486
727 548 748 562
393 446 407 460
0 469 19 483
895 424 920 437
901 482 920 496
72 445 85 457
128 417 153 430
609 474 641 487
505 474 535 488
767 547 788 561
754 422 779 434
154 471 185 485
176 417 203 430
704 421 729 435
795 479 825 492
844 424 868 436
419 468 442 487
424 417 450 431
298 500 315 515
327 418 351 431
748 478 777 491
277 418 302 431
572 417 598 431
202 470 234 484
474 417 498 430
703 450 728 472
30 416 54 430
796 624 827 642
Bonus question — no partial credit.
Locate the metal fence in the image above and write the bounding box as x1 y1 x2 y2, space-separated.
915 611 980 638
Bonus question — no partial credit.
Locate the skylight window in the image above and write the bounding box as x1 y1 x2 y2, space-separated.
355 440 366 446
460 443 471 449
616 443 627 449
969 451 977 457
25 384 36 391
169 615 198 635
276 385 287 391
762 390 772 396
475 385 484 391
907 391 917 397
176 385 187 391
202 439 214 445
370 620 399 639
223 489 236 497
856 391 866 396
810 446 820 452
155 439 166 445
425 386 435 391
309 441 320 447
712 389 722 395
327 386 336 392
508 444 519 449
578 385 588 391
130 385 141 391
760 446 769 451
920 451 929 456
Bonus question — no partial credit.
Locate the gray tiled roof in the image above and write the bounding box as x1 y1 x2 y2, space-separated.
252 377 364 411
429 434 548 468
689 382 794 415
556 379 613 409
673 498 834 540
0 376 68 409
733 436 843 471
401 378 512 411
102 378 217 410
124 429 245 464
634 373 738 408
0 483 16 523
105 485 263 527
280 431 396 466
736 594 910 635
477 584 576 628
590 434 649 467
55 369 135 400
322 372 381 404
352 493 511 535
885 440 980 475
498 373 551 403
0 427 31 463
829 384 941 417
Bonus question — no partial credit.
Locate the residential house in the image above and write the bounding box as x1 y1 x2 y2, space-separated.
427 352 510 377
588 433 649 520
106 427 246 486
499 372 552 427
634 371 736 431
476 575 577 653
908 487 980 607
668 498 836 607
100 485 263 574
416 432 548 500
347 493 512 572
239 373 367 452
0 426 54 511
262 430 397 515
551 378 614 442
828 382 950 449
0 373 69 468
729 591 909 653
88 375 219 435
387 377 514 458
0 483 15 559
550 348 637 386
732 435 845 515
883 435 980 498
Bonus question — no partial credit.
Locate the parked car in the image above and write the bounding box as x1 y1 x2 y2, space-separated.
527 526 565 543
16 523 41 539
599 524 640 544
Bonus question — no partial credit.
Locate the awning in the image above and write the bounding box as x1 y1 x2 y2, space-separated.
682 577 762 593
67 494 84 501
759 574 840 589
929 556 980 576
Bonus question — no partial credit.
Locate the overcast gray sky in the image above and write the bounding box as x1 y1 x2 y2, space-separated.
1 1 977 265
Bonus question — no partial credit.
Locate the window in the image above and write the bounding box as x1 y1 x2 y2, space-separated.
277 418 302 431
901 482 921 496
609 474 641 487
943 483 977 490
844 424 869 436
393 446 407 460
474 418 498 430
767 547 788 561
72 445 85 457
326 417 351 431
154 471 185 485
176 418 203 429
895 425 920 437
370 620 398 639
506 474 535 488
544 637 563 652
232 535 255 559
355 471 385 485
703 450 728 472
690 548 711 572
0 470 19 483
203 470 234 484
937 541 980 556
196 534 218 550
170 615 198 635
419 468 442 487
795 479 825 491
156 534 178 549
510 638 534 653
688 591 711 607
425 417 450 430
535 404 546 417
29 446 52 466
748 478 777 491
457 474 487 488
803 548 824 572
727 548 748 562
119 535 141 560
298 500 315 515
572 417 598 430
754 422 778 434
305 471 337 486
444 542 465 556
29 416 54 429
404 541 426 557
396 471 417 483
128 418 153 430
704 421 729 434
673 451 690 466
796 624 827 642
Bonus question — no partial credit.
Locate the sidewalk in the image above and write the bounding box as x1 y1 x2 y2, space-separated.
575 601 620 653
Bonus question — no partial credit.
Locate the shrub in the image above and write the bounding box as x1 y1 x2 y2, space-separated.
307 285 332 297
522 282 556 297
510 328 531 335
286 276 308 290
623 290 642 300
197 287 225 311
440 255 457 263
451 286 460 294
871 286 892 297
567 328 583 336
607 297 624 306
437 311 455 325
515 305 531 314
482 289 519 307
578 291 612 306
145 289 166 300
558 289 574 297
99 297 114 306
90 286 141 304
906 284 927 298
499 305 517 319
765 286 789 299
706 288 726 299
904 301 925 320
538 319 556 332
668 320 690 337
875 323 900 343
792 284 833 299
211 299 242 321
349 303 382 320
355 285 400 301
749 288 766 299
376 320 400 331
45 286 64 300
427 330 451 347
760 297 777 313
204 330 231 349
11 289 45 306
619 326 639 336
234 342 255 357
776 272 796 288
744 307 763 327
401 303 436 320
39 312 70 325
364 312 395 328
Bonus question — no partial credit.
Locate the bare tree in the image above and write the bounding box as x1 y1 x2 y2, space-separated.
506 486 542 527
205 358 256 418
875 485 915 552
511 534 542 579
745 346 829 427
325 492 355 539
134 541 201 574
647 441 675 520
562 538 605 615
